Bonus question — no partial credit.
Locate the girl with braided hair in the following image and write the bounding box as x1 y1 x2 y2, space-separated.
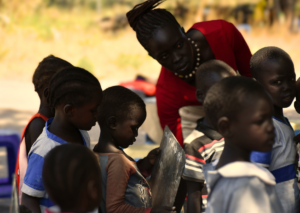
21 67 103 213
127 1 252 212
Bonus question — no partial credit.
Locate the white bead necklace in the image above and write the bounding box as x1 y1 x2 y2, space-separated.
175 38 200 79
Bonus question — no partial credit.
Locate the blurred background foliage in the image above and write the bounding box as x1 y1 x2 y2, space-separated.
0 0 300 81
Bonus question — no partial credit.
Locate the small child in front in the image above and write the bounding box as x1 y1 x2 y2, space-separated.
43 144 102 213
250 47 300 212
16 55 73 200
204 76 282 213
21 67 103 213
93 86 175 213
182 60 236 213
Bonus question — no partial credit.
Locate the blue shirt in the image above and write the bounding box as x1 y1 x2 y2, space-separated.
21 118 90 211
251 117 299 213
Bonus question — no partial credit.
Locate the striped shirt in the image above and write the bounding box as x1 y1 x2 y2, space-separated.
251 117 300 213
21 118 90 212
182 118 224 212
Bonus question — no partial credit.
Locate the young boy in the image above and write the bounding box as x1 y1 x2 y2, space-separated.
43 144 102 213
250 46 300 212
94 86 175 213
182 60 236 213
204 76 282 213
15 55 73 201
21 67 102 213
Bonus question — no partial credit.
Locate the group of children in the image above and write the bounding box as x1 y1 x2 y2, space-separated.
13 39 300 213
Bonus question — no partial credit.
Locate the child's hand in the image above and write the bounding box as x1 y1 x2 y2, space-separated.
295 77 300 114
295 101 300 114
151 206 176 213
146 148 160 165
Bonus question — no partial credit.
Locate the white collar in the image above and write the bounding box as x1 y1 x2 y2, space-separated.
208 161 276 186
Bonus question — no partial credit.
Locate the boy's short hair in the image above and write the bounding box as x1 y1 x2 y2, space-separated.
32 55 73 92
196 60 235 89
98 86 145 127
43 144 101 210
204 76 270 130
47 67 102 109
250 46 294 79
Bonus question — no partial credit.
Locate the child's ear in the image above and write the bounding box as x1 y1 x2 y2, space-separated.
87 180 101 201
43 87 49 98
196 89 205 103
107 116 117 130
217 117 232 137
63 104 74 117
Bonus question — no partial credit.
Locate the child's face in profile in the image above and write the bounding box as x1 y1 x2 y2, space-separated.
71 93 102 130
230 95 275 153
257 60 296 108
114 106 146 148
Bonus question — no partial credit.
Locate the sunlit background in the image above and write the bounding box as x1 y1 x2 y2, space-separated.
1 0 300 211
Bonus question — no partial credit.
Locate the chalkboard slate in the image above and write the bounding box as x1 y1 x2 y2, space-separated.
150 126 186 208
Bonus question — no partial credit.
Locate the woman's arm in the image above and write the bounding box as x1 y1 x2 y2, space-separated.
222 20 252 77
156 83 184 146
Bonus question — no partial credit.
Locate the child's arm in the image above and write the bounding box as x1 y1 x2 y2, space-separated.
137 148 160 176
21 193 41 213
186 181 204 213
294 77 300 114
106 155 175 213
24 118 45 155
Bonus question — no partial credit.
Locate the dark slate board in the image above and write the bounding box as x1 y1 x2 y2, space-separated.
150 126 186 208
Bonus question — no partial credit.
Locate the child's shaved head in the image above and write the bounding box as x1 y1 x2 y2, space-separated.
196 60 236 103
204 76 271 130
250 46 293 79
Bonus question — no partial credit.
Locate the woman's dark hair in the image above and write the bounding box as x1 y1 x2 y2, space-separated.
47 66 102 110
32 55 73 92
43 144 101 210
126 0 180 50
97 86 146 128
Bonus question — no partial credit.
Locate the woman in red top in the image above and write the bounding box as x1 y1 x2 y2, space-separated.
126 0 252 147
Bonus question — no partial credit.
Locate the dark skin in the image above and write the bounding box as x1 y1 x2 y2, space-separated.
93 105 175 213
186 68 236 213
216 95 275 170
255 59 296 122
147 25 215 86
294 77 300 114
22 92 102 213
24 87 53 155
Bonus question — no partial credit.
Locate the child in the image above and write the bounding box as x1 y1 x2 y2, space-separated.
250 47 300 212
21 67 103 213
93 86 175 213
43 144 102 213
182 60 236 213
204 76 282 213
15 55 73 200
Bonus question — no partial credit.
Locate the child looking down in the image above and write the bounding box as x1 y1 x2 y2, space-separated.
22 67 102 213
204 76 283 213
43 144 102 213
93 86 175 213
250 47 300 212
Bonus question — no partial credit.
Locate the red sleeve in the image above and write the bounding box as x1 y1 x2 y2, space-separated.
156 74 184 147
106 155 152 213
222 20 252 77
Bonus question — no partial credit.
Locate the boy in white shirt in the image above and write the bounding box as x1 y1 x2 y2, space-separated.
204 76 283 213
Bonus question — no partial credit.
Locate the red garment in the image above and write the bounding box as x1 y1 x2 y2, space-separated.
156 20 252 147
15 113 48 196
